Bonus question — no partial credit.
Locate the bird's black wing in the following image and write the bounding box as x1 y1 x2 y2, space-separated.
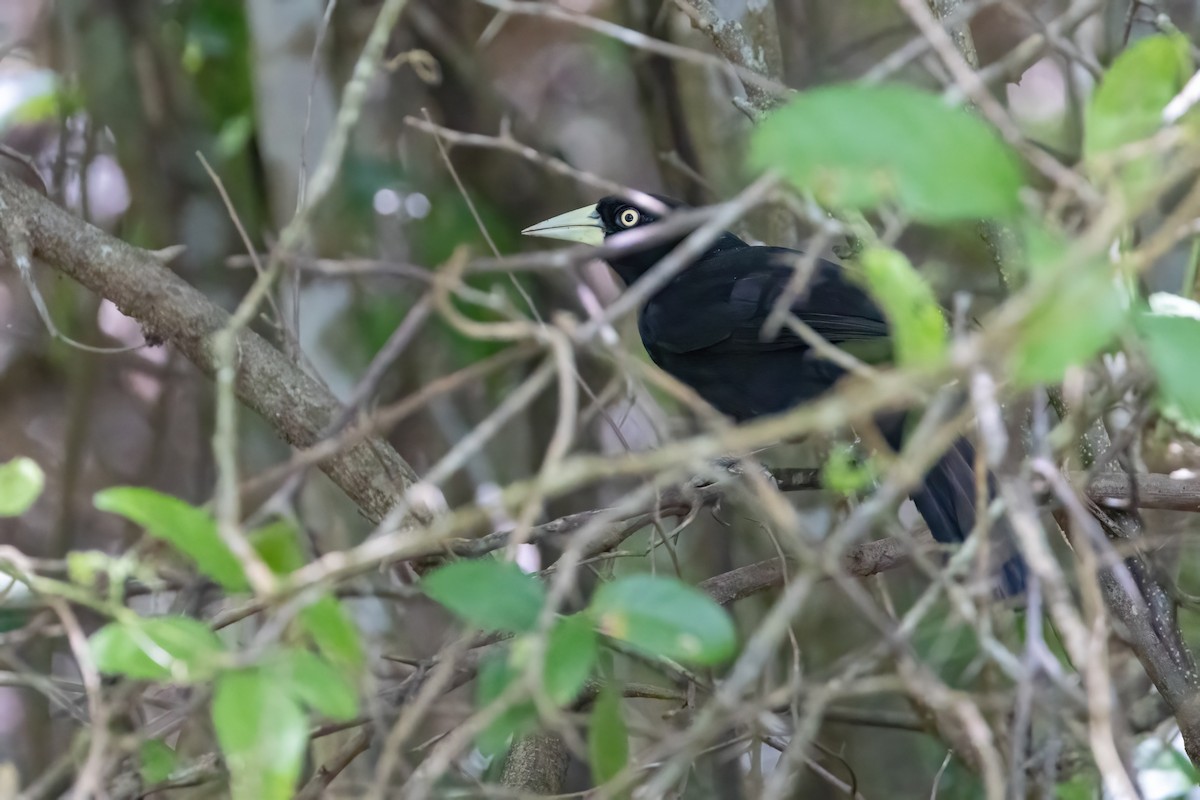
641 246 891 357
635 244 1027 598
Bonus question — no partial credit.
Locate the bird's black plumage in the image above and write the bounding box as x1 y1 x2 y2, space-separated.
531 194 1025 597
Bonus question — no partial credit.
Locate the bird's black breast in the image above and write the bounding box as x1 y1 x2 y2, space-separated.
637 246 890 422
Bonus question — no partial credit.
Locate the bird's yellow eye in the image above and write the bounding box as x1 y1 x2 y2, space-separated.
618 208 640 227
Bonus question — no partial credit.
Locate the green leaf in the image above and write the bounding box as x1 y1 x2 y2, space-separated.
249 523 365 672
1019 218 1075 279
422 559 545 633
0 570 32 635
1011 269 1127 385
912 609 983 686
589 575 737 666
475 649 538 755
1165 744 1200 784
94 488 247 591
859 247 947 366
215 113 254 160
589 686 629 788
1084 33 1191 199
66 551 109 588
139 739 179 785
544 614 598 706
1055 772 1099 800
751 83 1025 222
0 457 44 517
268 649 358 721
0 609 30 633
299 594 364 669
821 445 877 495
1136 295 1200 425
89 616 226 682
8 82 83 126
249 519 306 575
1085 34 1191 158
212 668 308 800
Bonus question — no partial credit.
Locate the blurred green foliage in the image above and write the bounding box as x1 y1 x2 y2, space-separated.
751 83 1025 222
173 0 254 123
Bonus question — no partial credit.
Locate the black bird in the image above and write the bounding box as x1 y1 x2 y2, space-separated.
524 194 1026 597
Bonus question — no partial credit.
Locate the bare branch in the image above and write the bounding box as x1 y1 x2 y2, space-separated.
0 172 419 524
672 0 786 112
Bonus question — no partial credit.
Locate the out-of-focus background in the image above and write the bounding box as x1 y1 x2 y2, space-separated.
2 1 1200 797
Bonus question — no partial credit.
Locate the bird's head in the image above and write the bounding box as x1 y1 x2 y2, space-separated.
523 193 733 286
522 194 676 245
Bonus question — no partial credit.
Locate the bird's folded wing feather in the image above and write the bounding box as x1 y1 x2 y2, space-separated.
643 249 891 358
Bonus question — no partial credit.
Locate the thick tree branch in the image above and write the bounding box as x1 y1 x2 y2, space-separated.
699 535 924 606
673 0 787 113
1079 497 1200 768
499 733 570 794
694 469 1200 607
0 172 418 524
440 470 1200 569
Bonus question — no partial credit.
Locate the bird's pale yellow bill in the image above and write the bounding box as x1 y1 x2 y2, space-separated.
521 204 605 245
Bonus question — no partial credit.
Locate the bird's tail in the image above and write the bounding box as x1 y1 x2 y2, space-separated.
908 437 1027 598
